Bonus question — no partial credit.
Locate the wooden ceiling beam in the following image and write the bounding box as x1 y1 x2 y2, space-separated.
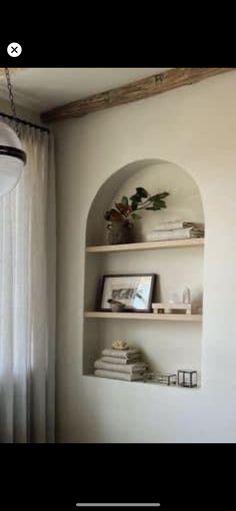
41 67 234 123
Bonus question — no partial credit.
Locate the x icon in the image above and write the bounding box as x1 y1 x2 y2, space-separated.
7 42 22 57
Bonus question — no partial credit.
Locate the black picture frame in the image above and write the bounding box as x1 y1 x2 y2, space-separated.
98 273 156 312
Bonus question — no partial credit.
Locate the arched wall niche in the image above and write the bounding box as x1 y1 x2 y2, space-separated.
86 158 204 245
84 158 205 379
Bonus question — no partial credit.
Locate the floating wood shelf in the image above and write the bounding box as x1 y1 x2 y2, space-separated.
86 238 204 253
84 312 202 322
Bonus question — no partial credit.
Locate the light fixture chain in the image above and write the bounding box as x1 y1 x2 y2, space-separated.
4 67 20 137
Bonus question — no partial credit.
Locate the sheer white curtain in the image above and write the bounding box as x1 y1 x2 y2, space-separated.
0 119 56 443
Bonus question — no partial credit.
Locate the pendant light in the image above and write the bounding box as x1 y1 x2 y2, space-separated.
0 68 26 197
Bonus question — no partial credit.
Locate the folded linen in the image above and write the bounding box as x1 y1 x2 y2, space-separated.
94 369 145 381
101 355 140 365
146 227 204 242
94 359 147 374
150 221 204 232
101 348 140 359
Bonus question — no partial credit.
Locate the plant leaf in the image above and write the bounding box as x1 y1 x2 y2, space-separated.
150 192 169 201
136 187 148 198
115 202 129 215
130 199 140 211
108 208 123 221
130 193 141 202
158 192 170 199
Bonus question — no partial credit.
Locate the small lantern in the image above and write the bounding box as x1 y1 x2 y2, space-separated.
155 373 177 386
177 370 197 388
143 373 177 385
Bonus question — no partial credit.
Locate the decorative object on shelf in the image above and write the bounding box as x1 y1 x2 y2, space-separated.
94 346 148 382
146 220 204 242
152 287 192 315
183 287 191 304
143 372 176 385
0 68 27 197
104 186 169 244
98 273 156 312
106 219 134 245
177 369 197 388
152 303 192 315
107 299 126 313
168 292 180 304
112 339 129 350
155 373 177 385
156 373 177 385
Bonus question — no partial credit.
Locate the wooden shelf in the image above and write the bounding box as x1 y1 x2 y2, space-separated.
86 238 204 253
84 312 202 322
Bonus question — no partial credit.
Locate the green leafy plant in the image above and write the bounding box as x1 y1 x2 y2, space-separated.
104 187 170 222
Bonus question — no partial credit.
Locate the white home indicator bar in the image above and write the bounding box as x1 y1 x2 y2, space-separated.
76 504 160 508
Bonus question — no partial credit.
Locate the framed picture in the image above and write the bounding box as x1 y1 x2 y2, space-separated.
98 274 156 312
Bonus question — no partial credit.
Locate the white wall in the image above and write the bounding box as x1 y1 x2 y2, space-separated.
53 70 236 442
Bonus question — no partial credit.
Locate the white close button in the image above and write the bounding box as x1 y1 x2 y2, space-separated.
7 42 22 57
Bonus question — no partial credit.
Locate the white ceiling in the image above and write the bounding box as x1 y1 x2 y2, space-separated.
0 68 172 112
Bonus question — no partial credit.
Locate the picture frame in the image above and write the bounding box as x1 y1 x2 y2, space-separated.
98 274 156 312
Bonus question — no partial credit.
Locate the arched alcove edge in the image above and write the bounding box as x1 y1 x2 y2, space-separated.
83 159 205 380
86 158 205 246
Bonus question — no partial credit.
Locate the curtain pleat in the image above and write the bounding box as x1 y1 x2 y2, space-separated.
0 119 56 443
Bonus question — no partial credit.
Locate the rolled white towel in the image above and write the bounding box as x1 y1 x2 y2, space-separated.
150 221 204 232
94 369 145 381
150 220 185 231
94 359 147 374
146 227 203 242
